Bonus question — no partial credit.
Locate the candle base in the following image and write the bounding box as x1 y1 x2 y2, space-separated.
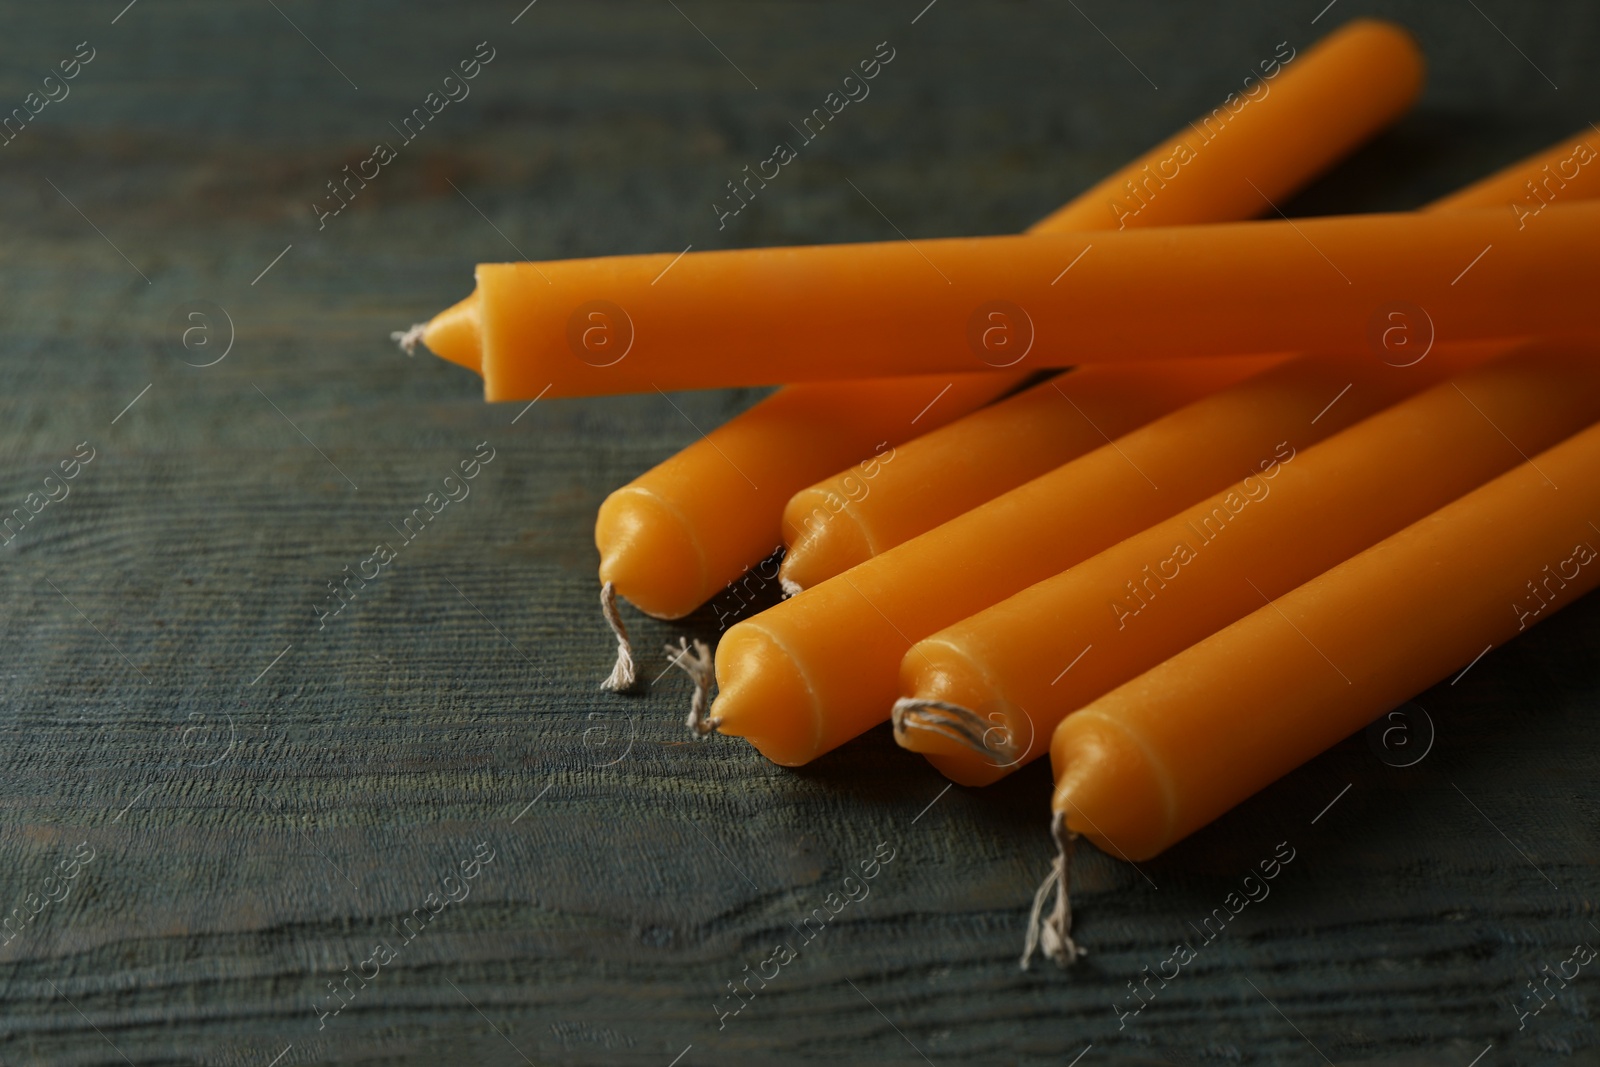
596 487 708 620
778 502 875 594
1051 710 1171 863
712 623 821 766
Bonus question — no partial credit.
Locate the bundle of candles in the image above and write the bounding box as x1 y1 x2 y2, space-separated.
396 19 1600 966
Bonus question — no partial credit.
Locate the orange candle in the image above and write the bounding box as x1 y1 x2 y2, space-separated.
580 17 1426 637
410 17 1423 398
897 339 1600 787
777 356 1283 594
1032 397 1600 962
412 202 1597 398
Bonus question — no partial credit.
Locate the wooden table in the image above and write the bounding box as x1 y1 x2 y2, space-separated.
2 2 1596 1063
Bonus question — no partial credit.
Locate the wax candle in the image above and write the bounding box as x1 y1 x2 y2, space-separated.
408 17 1423 398
412 201 1597 398
896 339 1600 786
1031 393 1600 964
776 356 1284 594
578 18 1425 641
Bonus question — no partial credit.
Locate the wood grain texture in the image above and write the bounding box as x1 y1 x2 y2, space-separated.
0 1 1596 1063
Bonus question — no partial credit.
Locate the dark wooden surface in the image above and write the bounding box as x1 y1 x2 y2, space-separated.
1 2 1597 1064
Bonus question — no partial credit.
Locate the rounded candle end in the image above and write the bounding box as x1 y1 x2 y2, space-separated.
1050 710 1170 863
595 486 710 621
778 501 875 594
895 637 1033 786
711 622 821 766
892 698 1014 788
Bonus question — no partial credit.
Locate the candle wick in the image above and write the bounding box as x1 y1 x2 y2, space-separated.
891 698 1020 766
599 581 639 692
1021 811 1085 970
389 322 428 357
664 637 719 735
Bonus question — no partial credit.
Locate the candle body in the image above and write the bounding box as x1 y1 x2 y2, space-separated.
469 203 1597 398
1052 408 1600 861
903 340 1600 785
589 16 1427 618
712 345 1497 765
777 356 1284 594
426 17 1426 400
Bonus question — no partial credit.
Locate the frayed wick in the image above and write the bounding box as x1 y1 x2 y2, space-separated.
665 636 718 736
1020 810 1086 970
600 581 638 692
892 697 1021 766
390 323 427 357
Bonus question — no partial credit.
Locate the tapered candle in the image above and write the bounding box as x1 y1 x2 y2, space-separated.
1032 405 1600 964
580 18 1425 635
897 339 1600 787
777 356 1285 594
778 129 1600 591
412 201 1598 398
409 18 1424 401
709 129 1600 763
